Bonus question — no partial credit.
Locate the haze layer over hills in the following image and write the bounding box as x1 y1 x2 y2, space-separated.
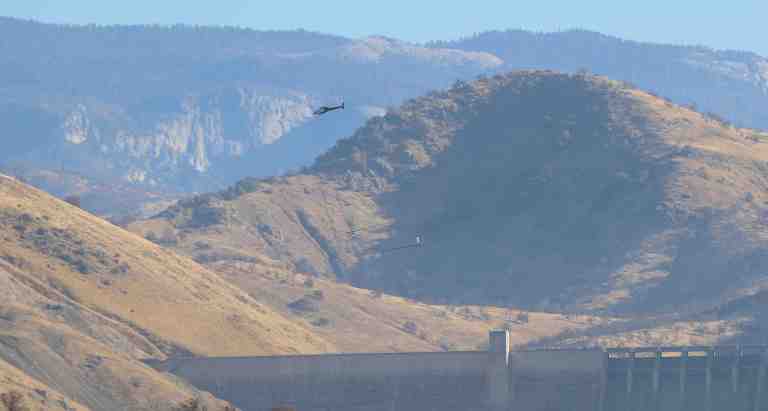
0 17 499 197
2 18 768 217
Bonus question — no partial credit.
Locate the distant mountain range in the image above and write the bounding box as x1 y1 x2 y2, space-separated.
0 17 500 196
1 18 767 210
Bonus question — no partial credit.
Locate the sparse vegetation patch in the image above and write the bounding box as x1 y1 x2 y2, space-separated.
0 208 131 276
287 296 320 314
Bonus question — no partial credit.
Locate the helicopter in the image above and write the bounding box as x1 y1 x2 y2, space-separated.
313 101 345 116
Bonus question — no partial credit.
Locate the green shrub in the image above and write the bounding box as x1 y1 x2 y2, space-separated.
287 297 319 313
64 195 82 209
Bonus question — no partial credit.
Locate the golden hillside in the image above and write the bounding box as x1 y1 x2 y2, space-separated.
0 167 180 225
0 173 333 410
127 70 768 347
0 358 89 411
207 258 626 352
129 174 627 351
130 213 729 351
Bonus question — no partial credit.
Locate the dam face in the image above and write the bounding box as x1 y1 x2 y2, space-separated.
146 332 768 411
605 346 768 411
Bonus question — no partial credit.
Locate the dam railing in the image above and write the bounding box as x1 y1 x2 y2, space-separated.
603 345 768 411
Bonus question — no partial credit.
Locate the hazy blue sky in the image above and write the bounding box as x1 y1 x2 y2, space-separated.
4 0 767 55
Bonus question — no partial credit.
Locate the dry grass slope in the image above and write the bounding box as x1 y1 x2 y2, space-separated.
208 260 622 352
0 174 331 356
130 176 625 352
0 359 89 411
0 174 331 410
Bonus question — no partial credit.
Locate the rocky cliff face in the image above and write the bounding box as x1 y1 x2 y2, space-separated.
682 50 768 93
57 89 315 184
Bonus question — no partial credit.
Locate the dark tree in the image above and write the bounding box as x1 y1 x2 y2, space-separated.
63 195 82 208
0 391 30 411
517 311 530 324
174 397 207 411
175 399 239 411
403 320 418 334
145 231 160 243
308 289 324 300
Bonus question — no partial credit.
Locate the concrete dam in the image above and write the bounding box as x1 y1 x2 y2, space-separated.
146 331 768 411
